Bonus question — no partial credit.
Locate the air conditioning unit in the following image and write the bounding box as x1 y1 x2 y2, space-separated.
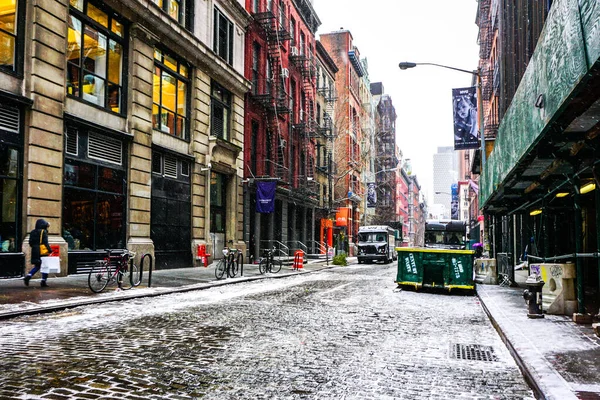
299 109 305 121
290 46 299 56
281 68 289 78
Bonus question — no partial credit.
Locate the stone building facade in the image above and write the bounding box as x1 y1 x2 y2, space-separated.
0 0 251 277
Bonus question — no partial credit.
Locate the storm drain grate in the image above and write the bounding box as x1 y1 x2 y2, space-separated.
450 343 498 362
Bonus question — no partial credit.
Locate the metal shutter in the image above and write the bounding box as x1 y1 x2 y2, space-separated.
164 155 177 178
0 103 19 133
88 132 123 165
65 129 78 156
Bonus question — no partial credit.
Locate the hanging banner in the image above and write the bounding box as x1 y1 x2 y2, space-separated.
256 181 276 213
336 207 349 226
451 183 459 220
452 87 479 150
367 182 377 208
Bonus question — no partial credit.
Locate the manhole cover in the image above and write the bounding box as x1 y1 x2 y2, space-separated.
450 343 498 362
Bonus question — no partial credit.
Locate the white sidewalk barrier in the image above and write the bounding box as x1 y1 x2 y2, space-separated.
530 263 577 316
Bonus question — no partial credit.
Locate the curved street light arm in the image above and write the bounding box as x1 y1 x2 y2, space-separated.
399 62 479 77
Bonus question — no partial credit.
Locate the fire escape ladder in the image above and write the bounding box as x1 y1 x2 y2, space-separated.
276 132 288 182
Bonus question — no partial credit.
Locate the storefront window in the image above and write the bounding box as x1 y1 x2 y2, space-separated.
67 0 125 113
0 144 18 252
63 130 126 251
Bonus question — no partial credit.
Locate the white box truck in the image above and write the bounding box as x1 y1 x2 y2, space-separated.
357 225 397 264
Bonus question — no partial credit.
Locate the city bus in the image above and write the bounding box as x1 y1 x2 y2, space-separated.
424 220 468 250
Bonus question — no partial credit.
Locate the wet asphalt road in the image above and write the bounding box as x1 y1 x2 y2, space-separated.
0 263 534 399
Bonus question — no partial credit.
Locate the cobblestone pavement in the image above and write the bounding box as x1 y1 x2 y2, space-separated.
0 263 534 399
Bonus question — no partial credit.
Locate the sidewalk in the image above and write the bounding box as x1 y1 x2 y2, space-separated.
477 284 600 400
1 260 599 399
0 258 337 320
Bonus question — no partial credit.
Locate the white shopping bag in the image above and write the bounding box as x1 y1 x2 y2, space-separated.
40 256 60 274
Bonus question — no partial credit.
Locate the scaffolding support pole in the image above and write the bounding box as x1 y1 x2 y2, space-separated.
574 185 585 314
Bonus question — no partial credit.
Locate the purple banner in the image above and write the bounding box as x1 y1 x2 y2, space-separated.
256 181 276 213
452 87 479 150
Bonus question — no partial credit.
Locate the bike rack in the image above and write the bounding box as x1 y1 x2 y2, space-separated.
237 252 244 276
141 253 154 287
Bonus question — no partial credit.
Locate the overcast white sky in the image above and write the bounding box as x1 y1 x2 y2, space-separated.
312 0 480 203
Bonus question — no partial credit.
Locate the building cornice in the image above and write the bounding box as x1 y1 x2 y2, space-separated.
215 0 253 28
291 0 321 33
107 0 251 96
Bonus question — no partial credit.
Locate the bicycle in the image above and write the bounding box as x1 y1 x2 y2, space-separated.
258 247 282 274
215 247 237 279
88 249 140 293
227 248 241 278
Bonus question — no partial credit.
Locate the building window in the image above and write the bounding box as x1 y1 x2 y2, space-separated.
153 48 189 140
210 172 227 234
252 0 259 13
63 128 126 251
149 0 191 28
289 17 296 44
67 1 126 113
252 42 260 94
210 81 231 140
213 7 233 65
250 119 258 175
0 0 24 74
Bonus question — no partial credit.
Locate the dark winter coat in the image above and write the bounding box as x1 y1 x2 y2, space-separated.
29 219 51 264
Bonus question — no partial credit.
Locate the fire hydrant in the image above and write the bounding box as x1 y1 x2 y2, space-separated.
523 274 545 318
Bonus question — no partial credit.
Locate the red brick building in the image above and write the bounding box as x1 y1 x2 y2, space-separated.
320 30 366 254
243 0 321 261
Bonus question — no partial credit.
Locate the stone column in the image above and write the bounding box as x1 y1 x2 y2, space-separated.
24 0 69 274
126 24 156 262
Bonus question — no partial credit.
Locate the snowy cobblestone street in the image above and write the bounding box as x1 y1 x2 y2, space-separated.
0 263 533 399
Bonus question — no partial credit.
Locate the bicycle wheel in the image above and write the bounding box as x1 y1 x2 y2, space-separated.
258 258 268 274
270 258 282 274
228 258 238 278
88 261 110 293
215 259 226 279
120 264 139 290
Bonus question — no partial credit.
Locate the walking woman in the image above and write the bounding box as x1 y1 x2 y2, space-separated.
23 219 51 287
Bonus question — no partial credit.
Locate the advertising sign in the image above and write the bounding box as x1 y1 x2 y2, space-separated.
367 182 377 208
336 207 349 226
451 183 459 220
452 87 479 150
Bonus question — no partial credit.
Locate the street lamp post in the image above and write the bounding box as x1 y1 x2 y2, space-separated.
398 62 486 166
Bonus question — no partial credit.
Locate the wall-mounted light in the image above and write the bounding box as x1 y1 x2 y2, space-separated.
555 192 569 198
529 209 543 216
580 182 596 194
201 163 212 172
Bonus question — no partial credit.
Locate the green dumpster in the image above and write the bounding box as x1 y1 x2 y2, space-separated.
396 248 475 291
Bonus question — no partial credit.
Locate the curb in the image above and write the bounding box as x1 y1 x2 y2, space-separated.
476 286 546 400
0 264 336 321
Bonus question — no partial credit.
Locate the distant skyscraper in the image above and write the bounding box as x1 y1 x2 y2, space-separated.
432 146 458 219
